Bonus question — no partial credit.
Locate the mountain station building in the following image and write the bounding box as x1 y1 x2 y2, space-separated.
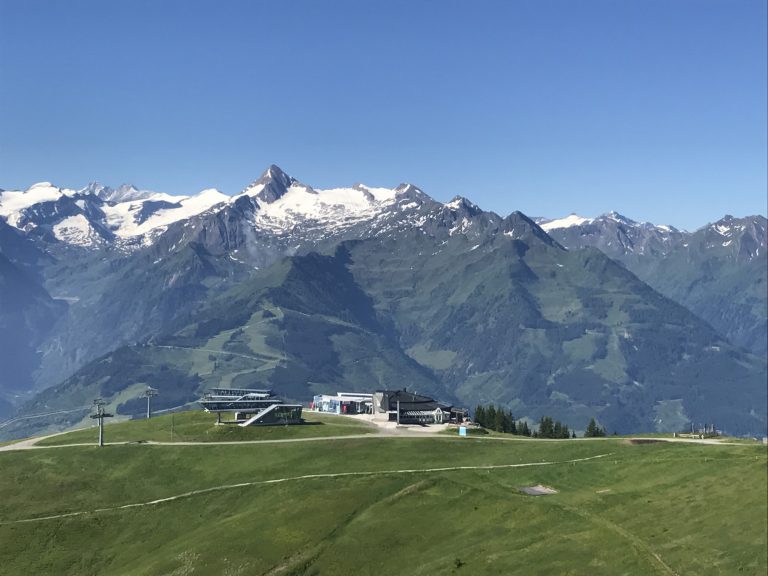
198 388 302 426
311 392 374 415
372 389 464 425
312 389 466 425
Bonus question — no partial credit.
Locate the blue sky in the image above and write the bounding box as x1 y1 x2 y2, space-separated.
1 0 765 230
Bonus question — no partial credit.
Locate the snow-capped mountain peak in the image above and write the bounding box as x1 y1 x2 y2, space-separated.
252 180 399 233
110 184 155 202
445 196 483 217
0 183 67 227
29 181 55 190
2 167 428 249
394 183 424 197
539 214 592 231
101 187 229 241
26 182 78 197
700 215 767 259
704 215 738 238
5 167 761 264
80 182 112 198
540 211 675 234
603 211 636 226
240 164 301 203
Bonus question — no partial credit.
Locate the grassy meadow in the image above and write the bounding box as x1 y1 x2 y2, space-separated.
0 415 765 575
36 410 375 446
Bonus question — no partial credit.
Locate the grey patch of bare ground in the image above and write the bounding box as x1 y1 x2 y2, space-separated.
520 484 558 496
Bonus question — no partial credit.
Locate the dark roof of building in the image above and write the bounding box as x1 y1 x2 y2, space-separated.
376 389 451 412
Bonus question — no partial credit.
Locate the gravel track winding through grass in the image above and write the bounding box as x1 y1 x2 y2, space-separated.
0 452 613 525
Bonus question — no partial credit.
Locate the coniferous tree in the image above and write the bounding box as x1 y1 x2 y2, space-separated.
475 405 486 428
493 408 505 432
585 418 607 437
486 405 497 430
508 411 517 435
538 416 555 438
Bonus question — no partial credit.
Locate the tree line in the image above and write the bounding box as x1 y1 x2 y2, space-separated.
584 417 607 437
473 404 531 436
473 404 606 439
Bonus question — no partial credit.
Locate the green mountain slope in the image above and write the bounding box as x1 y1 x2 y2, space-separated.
546 214 767 356
0 252 64 415
343 219 766 435
10 216 766 439
628 218 767 356
31 241 247 392
7 251 443 439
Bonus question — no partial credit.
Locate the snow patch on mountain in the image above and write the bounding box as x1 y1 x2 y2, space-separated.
238 183 265 199
542 211 679 235
102 188 229 240
84 183 158 203
253 183 399 232
0 183 71 224
540 214 592 231
52 214 102 247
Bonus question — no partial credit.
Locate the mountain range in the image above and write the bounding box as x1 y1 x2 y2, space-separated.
0 165 765 438
539 212 767 356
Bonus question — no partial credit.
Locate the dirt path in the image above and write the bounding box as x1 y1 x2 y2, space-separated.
0 426 755 453
0 429 91 452
0 453 613 525
153 344 279 362
0 430 461 452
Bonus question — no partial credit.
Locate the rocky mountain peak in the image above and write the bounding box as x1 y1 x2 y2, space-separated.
502 211 562 247
97 183 155 203
600 211 637 226
445 196 482 217
81 182 113 198
242 164 302 204
394 183 428 202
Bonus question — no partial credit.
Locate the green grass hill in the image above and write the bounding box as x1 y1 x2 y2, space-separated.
0 412 766 575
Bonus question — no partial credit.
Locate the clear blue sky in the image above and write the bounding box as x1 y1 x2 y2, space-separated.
1 0 765 230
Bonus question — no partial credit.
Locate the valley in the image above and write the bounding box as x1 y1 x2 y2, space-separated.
0 166 766 439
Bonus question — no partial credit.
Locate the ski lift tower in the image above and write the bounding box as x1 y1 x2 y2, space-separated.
90 398 114 447
143 386 159 419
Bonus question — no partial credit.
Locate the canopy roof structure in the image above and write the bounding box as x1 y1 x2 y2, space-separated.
198 388 282 413
197 388 303 426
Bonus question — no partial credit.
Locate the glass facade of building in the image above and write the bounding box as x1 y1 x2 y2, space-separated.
251 404 303 425
198 388 303 426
